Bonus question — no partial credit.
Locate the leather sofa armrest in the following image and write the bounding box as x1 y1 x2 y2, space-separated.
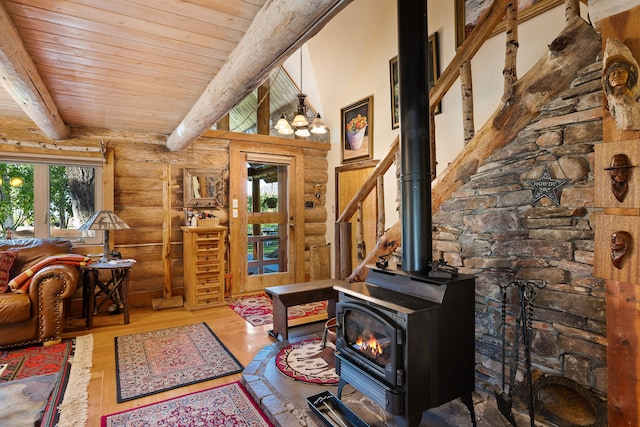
28 264 81 344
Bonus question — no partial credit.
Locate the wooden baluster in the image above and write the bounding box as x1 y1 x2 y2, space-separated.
565 0 580 21
335 222 352 280
430 108 438 176
503 1 519 103
460 60 474 145
376 176 385 238
356 202 365 265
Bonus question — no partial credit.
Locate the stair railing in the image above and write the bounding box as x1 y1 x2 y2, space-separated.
335 0 582 280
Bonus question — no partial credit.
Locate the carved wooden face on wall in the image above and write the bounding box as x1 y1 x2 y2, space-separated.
610 230 632 269
605 153 633 202
605 61 637 94
603 38 640 130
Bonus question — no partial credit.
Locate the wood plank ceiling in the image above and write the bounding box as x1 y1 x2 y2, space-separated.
0 0 349 150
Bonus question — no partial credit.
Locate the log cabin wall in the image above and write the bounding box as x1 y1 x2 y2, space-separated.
0 119 329 308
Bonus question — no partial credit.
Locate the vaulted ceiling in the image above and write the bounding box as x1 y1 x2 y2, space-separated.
0 0 350 150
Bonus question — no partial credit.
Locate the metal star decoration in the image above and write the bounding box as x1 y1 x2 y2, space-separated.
524 164 567 206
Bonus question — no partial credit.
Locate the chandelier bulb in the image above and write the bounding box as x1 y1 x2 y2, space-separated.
295 126 311 137
310 114 327 134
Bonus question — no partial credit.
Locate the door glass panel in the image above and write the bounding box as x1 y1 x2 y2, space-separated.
247 224 284 275
246 162 288 276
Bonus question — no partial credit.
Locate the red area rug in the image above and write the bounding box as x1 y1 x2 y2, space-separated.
102 381 273 427
275 338 338 385
0 340 72 382
227 292 327 327
115 322 243 402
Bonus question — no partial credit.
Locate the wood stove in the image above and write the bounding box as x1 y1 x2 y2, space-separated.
330 1 476 425
334 267 476 427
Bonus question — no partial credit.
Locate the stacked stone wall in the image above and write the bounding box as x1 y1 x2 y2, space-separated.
432 61 607 398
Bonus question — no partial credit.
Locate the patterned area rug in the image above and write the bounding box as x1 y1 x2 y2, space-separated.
102 381 273 427
0 335 93 427
227 292 327 327
275 338 339 385
115 323 244 402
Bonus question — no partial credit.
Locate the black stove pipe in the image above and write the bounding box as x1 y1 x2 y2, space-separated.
397 0 432 274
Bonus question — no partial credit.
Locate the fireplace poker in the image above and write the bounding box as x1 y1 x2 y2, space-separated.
322 401 349 427
494 283 518 427
520 281 545 427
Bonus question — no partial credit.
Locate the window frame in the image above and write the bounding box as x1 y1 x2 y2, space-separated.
1 152 104 244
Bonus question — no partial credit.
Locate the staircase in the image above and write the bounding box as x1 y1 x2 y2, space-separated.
335 0 600 282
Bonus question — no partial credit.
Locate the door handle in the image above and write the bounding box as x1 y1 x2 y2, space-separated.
289 216 295 228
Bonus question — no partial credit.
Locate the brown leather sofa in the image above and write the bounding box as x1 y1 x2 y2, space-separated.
0 238 81 349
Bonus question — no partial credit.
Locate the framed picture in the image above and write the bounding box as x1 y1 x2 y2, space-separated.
455 0 563 47
341 96 373 163
389 32 440 128
389 57 399 129
428 32 441 115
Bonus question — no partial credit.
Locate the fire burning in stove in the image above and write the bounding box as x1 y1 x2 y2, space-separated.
354 331 384 356
343 310 392 367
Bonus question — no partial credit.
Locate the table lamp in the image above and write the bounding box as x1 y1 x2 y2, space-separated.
79 210 130 263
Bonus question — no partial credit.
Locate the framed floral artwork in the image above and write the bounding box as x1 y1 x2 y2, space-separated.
455 0 563 47
341 96 373 163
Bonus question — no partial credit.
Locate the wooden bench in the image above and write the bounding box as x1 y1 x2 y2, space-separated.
265 279 343 341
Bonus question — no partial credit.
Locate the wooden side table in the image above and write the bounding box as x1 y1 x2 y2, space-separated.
82 261 134 329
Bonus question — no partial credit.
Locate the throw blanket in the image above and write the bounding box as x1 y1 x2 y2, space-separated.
9 254 91 294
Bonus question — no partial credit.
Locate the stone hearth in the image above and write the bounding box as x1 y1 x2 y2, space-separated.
241 325 558 427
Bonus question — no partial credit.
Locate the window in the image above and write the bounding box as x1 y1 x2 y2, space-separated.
0 154 103 244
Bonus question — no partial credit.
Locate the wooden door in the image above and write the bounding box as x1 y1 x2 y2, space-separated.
336 160 378 270
229 142 305 294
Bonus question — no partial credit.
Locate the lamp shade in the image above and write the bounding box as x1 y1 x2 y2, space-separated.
277 120 294 135
79 210 130 231
291 114 309 128
310 114 327 134
294 127 311 137
79 210 129 263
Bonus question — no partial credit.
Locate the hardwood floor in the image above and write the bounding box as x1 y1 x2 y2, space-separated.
62 303 275 426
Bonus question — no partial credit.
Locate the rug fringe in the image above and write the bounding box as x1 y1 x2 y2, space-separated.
57 334 93 427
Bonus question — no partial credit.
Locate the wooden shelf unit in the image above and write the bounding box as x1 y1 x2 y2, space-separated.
181 226 227 310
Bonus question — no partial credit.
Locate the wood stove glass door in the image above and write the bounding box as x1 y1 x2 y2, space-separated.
338 302 402 383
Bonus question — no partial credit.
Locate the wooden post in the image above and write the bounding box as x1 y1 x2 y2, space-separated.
257 80 271 135
216 115 230 131
152 164 183 309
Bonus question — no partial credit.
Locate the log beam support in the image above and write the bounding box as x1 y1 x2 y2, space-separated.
0 2 69 140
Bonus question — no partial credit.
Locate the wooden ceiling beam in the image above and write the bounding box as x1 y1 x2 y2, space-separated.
166 0 351 152
0 2 69 140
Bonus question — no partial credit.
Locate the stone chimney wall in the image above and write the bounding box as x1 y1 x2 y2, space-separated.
432 60 607 398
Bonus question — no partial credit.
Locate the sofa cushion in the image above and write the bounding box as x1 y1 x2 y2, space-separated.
0 293 31 325
0 250 18 293
0 239 73 279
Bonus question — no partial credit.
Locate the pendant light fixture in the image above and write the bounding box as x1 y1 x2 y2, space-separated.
275 50 327 137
